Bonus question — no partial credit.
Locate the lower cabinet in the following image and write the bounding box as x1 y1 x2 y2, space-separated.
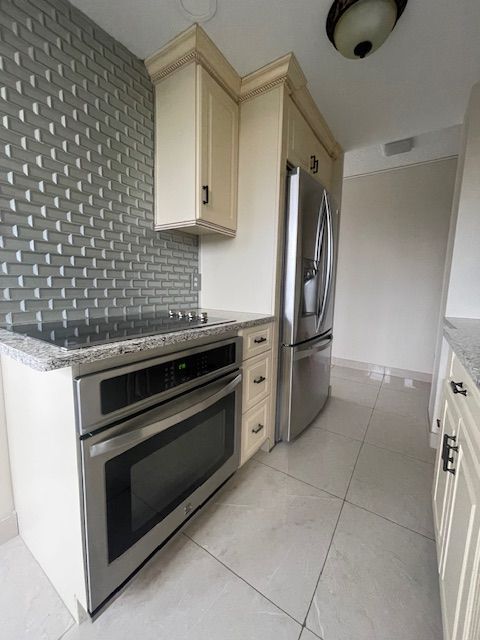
433 352 480 640
238 323 274 465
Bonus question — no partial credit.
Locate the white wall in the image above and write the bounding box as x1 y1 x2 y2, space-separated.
446 83 480 318
0 363 17 543
333 158 457 375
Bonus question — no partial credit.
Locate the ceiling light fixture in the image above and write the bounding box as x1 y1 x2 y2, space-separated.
326 0 408 60
178 0 217 23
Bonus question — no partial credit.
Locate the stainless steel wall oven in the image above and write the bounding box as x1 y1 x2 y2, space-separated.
75 337 242 614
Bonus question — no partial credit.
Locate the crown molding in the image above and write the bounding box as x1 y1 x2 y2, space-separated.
145 28 341 159
144 24 241 101
240 53 341 159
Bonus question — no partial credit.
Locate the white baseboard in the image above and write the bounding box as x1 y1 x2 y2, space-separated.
0 512 18 545
332 356 432 383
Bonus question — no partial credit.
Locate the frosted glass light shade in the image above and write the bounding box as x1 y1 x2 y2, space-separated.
333 0 398 59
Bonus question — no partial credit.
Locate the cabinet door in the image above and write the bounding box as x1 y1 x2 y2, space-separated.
286 100 332 188
439 413 480 640
286 100 312 172
198 67 238 233
310 135 332 190
433 392 460 565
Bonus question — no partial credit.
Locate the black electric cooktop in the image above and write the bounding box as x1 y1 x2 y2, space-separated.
2 310 235 350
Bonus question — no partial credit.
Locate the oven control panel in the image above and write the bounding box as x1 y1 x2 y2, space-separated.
100 342 237 415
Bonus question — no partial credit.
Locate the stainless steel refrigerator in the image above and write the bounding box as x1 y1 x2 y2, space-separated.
277 167 338 442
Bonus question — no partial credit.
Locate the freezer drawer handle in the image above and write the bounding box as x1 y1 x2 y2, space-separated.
253 375 266 384
252 423 264 434
450 380 467 396
253 336 267 344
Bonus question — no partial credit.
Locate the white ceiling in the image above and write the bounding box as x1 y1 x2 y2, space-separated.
70 0 480 150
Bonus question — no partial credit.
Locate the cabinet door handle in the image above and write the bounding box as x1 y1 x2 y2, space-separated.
450 380 467 396
313 158 319 174
202 185 209 205
252 423 264 434
310 155 316 171
253 375 266 384
442 433 458 474
254 337 267 344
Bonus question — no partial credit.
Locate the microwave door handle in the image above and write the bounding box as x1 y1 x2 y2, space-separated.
89 373 242 458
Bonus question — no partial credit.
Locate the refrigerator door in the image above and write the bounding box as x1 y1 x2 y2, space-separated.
278 333 332 442
282 168 332 346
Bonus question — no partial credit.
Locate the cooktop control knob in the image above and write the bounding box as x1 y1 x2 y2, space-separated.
187 312 195 321
177 311 184 319
199 312 208 322
168 309 175 318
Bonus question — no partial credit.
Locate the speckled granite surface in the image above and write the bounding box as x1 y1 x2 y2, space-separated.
0 310 274 372
444 317 480 389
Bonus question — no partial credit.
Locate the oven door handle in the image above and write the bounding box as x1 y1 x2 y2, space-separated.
88 372 242 458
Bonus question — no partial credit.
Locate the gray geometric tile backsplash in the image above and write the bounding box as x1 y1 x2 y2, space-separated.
0 0 199 325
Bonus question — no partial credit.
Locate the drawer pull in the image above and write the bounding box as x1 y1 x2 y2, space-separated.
442 433 458 475
252 423 264 434
450 380 467 396
253 375 266 384
254 337 267 344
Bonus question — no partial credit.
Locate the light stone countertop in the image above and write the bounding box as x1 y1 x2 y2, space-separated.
0 310 274 372
444 317 480 389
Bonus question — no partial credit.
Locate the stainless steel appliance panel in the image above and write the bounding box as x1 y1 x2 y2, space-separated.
75 337 242 435
282 169 333 346
81 370 242 613
279 334 332 441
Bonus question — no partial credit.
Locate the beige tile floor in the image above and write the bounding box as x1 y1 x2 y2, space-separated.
1 366 442 640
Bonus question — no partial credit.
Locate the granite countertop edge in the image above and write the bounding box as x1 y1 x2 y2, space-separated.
0 311 275 372
443 317 480 389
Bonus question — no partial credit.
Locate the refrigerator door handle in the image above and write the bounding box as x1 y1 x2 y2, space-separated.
316 194 334 331
313 191 327 264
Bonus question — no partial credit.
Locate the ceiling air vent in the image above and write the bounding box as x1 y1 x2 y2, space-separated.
382 137 414 156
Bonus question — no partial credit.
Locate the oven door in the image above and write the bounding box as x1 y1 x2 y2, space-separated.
80 370 242 613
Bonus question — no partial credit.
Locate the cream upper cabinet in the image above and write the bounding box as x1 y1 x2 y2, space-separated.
286 99 332 190
433 352 480 640
145 25 240 237
198 67 238 233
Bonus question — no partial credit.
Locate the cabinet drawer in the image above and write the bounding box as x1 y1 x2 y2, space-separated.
240 323 273 360
449 355 480 440
242 351 271 412
241 397 270 464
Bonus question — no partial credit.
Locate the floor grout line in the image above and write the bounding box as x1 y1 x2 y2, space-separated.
183 533 304 629
301 498 346 629
57 622 76 640
343 499 436 541
359 439 436 466
308 423 366 443
301 402 375 630
252 457 346 502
